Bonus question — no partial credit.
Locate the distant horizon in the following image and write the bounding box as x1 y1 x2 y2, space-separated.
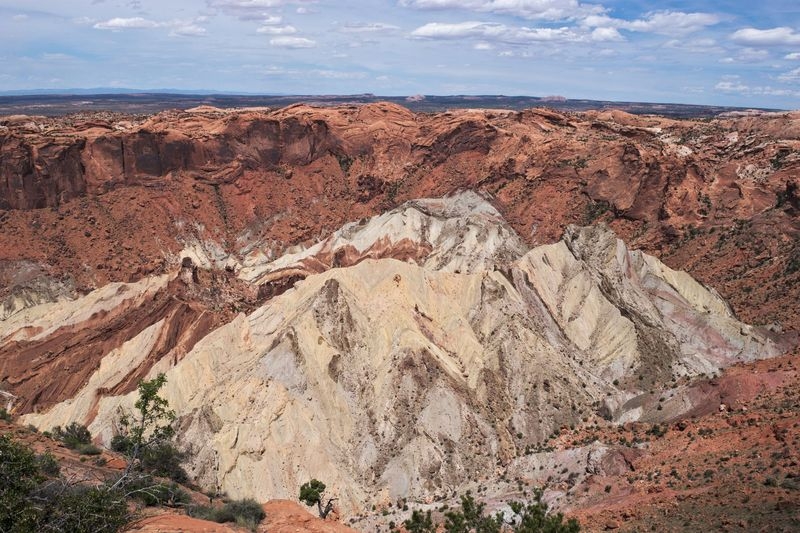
0 88 791 112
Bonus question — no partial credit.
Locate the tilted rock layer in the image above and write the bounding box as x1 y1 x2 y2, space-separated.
5 194 789 513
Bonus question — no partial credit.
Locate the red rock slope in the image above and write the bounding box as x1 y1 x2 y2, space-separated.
1 105 798 332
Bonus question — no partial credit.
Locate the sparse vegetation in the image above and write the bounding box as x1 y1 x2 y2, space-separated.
583 199 610 224
404 489 580 533
299 478 336 519
52 422 92 448
335 153 354 174
404 509 436 533
0 434 130 532
188 498 266 531
111 373 187 487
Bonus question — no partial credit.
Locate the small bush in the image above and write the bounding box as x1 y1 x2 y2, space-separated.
0 407 12 421
188 498 265 531
110 434 133 454
141 442 188 483
126 478 191 507
52 422 92 449
76 443 102 456
43 485 129 533
111 436 187 483
0 435 129 532
36 452 61 476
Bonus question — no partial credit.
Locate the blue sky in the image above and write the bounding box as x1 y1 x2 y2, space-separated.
1 1 799 108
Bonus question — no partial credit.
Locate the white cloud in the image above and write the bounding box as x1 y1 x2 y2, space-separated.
719 48 770 64
257 24 296 34
94 17 160 30
210 0 287 7
170 23 207 37
412 20 621 44
270 36 316 48
260 15 283 24
731 27 800 47
340 22 400 33
41 53 76 61
738 48 769 61
590 27 623 42
94 16 207 36
625 11 718 35
312 70 367 79
778 68 800 83
785 52 800 60
715 77 800 97
474 41 493 50
208 0 315 20
399 0 603 21
411 21 584 43
583 10 719 36
12 14 29 21
663 37 718 52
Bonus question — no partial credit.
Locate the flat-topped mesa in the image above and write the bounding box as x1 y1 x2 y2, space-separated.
239 191 528 290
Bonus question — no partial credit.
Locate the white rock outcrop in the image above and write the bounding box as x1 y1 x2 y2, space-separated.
16 193 786 513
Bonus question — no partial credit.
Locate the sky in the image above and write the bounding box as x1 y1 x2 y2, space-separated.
1 1 799 108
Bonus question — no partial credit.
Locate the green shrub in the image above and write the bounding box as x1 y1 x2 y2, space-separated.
0 408 13 422
0 435 129 532
76 443 102 456
52 422 92 450
141 442 188 483
188 498 265 531
126 478 191 507
0 434 43 531
404 510 436 533
36 452 61 476
42 485 129 533
405 488 581 533
111 435 187 483
110 434 133 454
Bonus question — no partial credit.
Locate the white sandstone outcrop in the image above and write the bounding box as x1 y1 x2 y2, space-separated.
14 193 786 513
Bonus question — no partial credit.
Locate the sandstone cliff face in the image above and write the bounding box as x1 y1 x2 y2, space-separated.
2 105 799 333
10 194 786 513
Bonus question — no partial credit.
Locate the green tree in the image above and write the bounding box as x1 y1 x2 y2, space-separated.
299 479 336 519
506 489 580 533
444 492 502 533
404 509 436 533
0 435 130 533
406 489 580 533
40 485 129 533
111 373 183 488
0 434 43 532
